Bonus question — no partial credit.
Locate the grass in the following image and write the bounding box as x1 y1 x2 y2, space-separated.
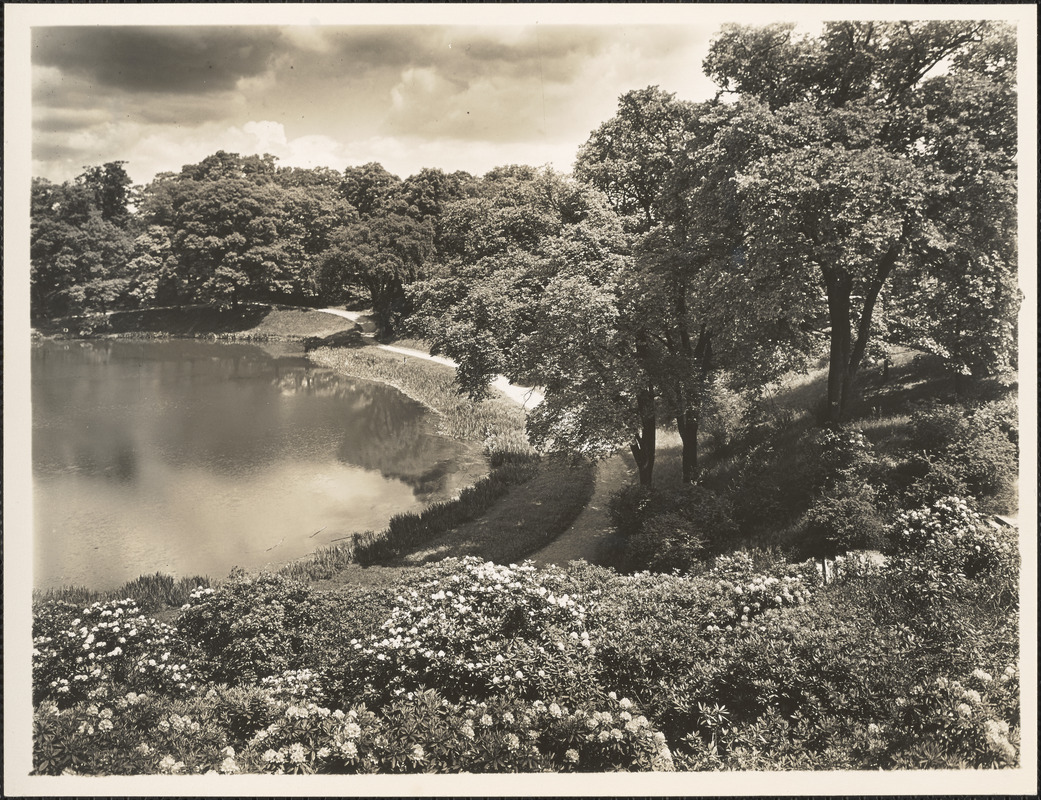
307 344 529 446
394 457 597 567
33 572 212 613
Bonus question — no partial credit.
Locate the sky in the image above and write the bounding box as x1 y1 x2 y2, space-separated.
30 17 727 186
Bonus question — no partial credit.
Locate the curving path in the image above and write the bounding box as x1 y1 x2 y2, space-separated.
315 308 544 409
528 453 632 567
315 307 626 567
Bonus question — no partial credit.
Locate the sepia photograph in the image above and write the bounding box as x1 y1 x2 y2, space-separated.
4 3 1036 795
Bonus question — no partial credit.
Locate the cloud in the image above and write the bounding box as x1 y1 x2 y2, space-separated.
32 26 283 95
28 23 721 185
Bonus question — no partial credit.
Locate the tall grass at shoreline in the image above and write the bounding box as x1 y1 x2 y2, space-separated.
33 572 212 613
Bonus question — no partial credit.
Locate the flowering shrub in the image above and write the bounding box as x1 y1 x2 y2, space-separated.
33 598 197 706
342 558 601 705
805 427 876 488
238 690 673 774
884 664 1020 768
886 497 1018 606
33 691 235 775
176 573 325 684
702 556 815 633
260 669 327 704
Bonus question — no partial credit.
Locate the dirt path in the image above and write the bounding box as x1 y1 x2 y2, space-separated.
315 308 544 409
529 453 633 568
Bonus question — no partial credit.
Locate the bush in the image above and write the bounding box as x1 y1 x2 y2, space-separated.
885 497 1019 612
238 691 674 774
175 573 324 685
803 427 877 491
906 402 1018 511
883 665 1020 768
701 377 748 456
801 481 886 558
33 598 198 707
613 485 739 573
337 558 604 707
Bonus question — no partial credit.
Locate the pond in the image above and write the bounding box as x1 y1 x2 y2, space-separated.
31 339 487 590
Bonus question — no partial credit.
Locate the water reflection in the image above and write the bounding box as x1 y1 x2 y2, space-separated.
31 339 486 589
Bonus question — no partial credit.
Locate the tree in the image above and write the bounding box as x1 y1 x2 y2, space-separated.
401 167 474 222
340 162 402 218
76 161 133 226
30 174 135 319
412 171 669 485
319 212 434 337
574 86 693 232
136 152 328 308
702 21 1017 420
736 114 933 421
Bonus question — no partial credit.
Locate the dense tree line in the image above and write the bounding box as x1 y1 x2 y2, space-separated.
31 21 1019 485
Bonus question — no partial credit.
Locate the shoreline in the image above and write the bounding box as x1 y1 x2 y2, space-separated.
30 308 553 604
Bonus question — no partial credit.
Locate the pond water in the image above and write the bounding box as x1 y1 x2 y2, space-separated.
31 339 487 590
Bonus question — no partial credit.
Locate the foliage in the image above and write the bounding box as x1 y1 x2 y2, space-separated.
35 688 673 775
904 402 1018 511
176 575 326 685
337 558 601 706
700 22 1017 421
883 666 1020 768
34 572 213 614
33 598 198 707
801 481 887 558
886 496 1019 599
574 86 693 231
352 458 540 565
617 484 740 572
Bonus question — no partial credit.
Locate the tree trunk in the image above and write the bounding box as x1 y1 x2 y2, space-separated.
824 238 905 423
630 388 657 487
678 412 699 483
825 273 853 424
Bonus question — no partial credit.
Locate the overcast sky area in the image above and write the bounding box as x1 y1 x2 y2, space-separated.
32 22 732 186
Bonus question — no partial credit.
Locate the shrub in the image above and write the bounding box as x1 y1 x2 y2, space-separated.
906 402 1018 511
33 598 198 707
883 497 1019 624
614 485 739 573
338 558 603 707
887 497 1018 582
583 559 817 746
883 665 1020 768
237 691 673 774
801 481 887 558
33 691 236 776
608 483 654 540
803 427 877 491
175 573 324 685
701 377 748 455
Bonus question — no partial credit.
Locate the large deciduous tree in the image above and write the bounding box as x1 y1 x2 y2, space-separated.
574 86 693 233
702 20 1018 420
30 169 136 319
